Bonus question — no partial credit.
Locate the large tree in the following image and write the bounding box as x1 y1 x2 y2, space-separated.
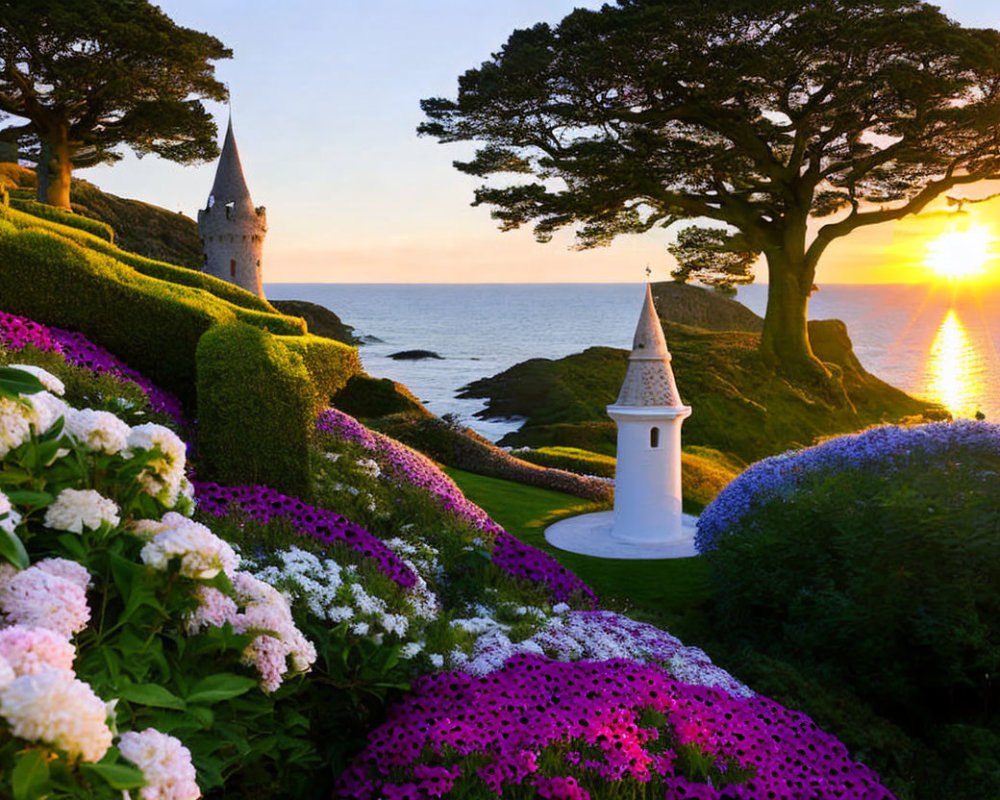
0 0 231 209
420 0 1000 381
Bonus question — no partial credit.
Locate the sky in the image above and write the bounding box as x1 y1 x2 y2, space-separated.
76 0 1000 285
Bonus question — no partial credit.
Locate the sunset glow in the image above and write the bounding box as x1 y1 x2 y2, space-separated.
924 308 984 416
924 226 993 281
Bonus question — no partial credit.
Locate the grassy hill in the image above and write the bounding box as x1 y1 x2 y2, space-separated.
460 309 945 465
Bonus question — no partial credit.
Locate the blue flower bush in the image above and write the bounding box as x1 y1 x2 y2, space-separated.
698 421 1000 798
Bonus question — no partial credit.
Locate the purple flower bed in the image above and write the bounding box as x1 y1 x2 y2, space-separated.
337 654 895 800
696 420 1000 553
0 310 185 426
193 480 417 589
317 408 597 607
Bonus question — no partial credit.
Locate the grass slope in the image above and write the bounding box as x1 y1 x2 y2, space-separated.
445 467 712 621
461 318 943 464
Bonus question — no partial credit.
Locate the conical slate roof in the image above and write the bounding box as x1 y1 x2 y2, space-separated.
207 118 254 213
613 284 683 407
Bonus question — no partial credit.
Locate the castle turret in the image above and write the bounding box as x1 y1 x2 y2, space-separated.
197 118 267 298
605 284 692 543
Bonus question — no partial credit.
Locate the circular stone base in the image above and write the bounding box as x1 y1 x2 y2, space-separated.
544 511 700 560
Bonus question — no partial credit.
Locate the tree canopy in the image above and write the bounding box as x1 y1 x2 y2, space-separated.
0 0 231 208
420 0 1000 379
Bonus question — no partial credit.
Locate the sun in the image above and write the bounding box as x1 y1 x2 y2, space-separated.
924 226 993 280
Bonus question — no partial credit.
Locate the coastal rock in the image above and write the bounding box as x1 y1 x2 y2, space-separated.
270 299 359 345
388 349 443 360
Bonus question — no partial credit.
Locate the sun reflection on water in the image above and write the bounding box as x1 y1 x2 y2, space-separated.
924 309 986 418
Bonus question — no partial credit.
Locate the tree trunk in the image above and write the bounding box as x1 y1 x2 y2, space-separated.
36 130 72 209
759 249 829 383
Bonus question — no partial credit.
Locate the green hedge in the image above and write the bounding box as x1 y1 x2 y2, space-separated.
515 446 616 477
9 197 115 242
2 204 283 315
196 322 315 496
277 334 362 414
0 226 310 405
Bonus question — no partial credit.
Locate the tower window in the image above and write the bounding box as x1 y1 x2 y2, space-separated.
230 259 236 277
650 427 660 448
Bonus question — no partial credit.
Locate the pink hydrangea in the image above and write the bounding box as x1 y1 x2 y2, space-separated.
118 728 201 800
0 625 76 675
0 563 90 637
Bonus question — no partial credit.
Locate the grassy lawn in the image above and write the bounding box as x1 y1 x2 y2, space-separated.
445 467 713 625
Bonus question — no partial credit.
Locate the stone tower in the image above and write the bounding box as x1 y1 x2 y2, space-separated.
197 118 267 298
605 284 692 543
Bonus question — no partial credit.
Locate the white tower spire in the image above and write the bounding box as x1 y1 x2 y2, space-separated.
606 284 691 543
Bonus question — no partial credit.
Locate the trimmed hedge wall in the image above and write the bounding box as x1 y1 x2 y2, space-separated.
196 322 315 497
9 197 115 242
0 225 308 406
277 334 362 414
2 204 283 315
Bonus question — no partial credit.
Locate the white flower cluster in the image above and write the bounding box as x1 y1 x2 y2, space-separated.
244 545 437 644
126 423 189 506
44 488 120 534
187 570 316 693
139 513 238 580
64 408 131 454
446 607 753 697
0 664 113 762
0 365 70 457
119 727 201 800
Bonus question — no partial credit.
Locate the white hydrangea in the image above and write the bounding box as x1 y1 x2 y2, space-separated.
355 458 381 478
44 488 120 534
0 667 113 762
118 728 201 800
0 490 20 536
0 396 32 457
140 513 238 580
6 365 65 396
126 423 187 504
27 391 70 436
64 408 131 454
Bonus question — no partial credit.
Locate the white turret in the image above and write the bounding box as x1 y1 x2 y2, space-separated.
606 284 691 543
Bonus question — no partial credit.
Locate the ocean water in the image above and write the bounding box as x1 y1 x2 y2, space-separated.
264 282 1000 441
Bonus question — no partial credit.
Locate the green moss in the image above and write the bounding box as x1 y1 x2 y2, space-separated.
278 334 363 414
332 374 430 419
9 197 114 241
464 322 942 464
196 322 314 496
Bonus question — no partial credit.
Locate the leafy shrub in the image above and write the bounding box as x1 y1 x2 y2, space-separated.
9 197 115 241
277 333 362 414
699 422 1000 784
372 414 614 502
0 365 320 797
197 322 315 497
514 445 617 477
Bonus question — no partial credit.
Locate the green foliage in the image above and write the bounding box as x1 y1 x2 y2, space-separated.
197 322 315 497
668 225 757 291
278 334 362 415
9 197 114 241
704 437 1000 798
373 414 612 502
332 374 430 419
514 446 617 477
